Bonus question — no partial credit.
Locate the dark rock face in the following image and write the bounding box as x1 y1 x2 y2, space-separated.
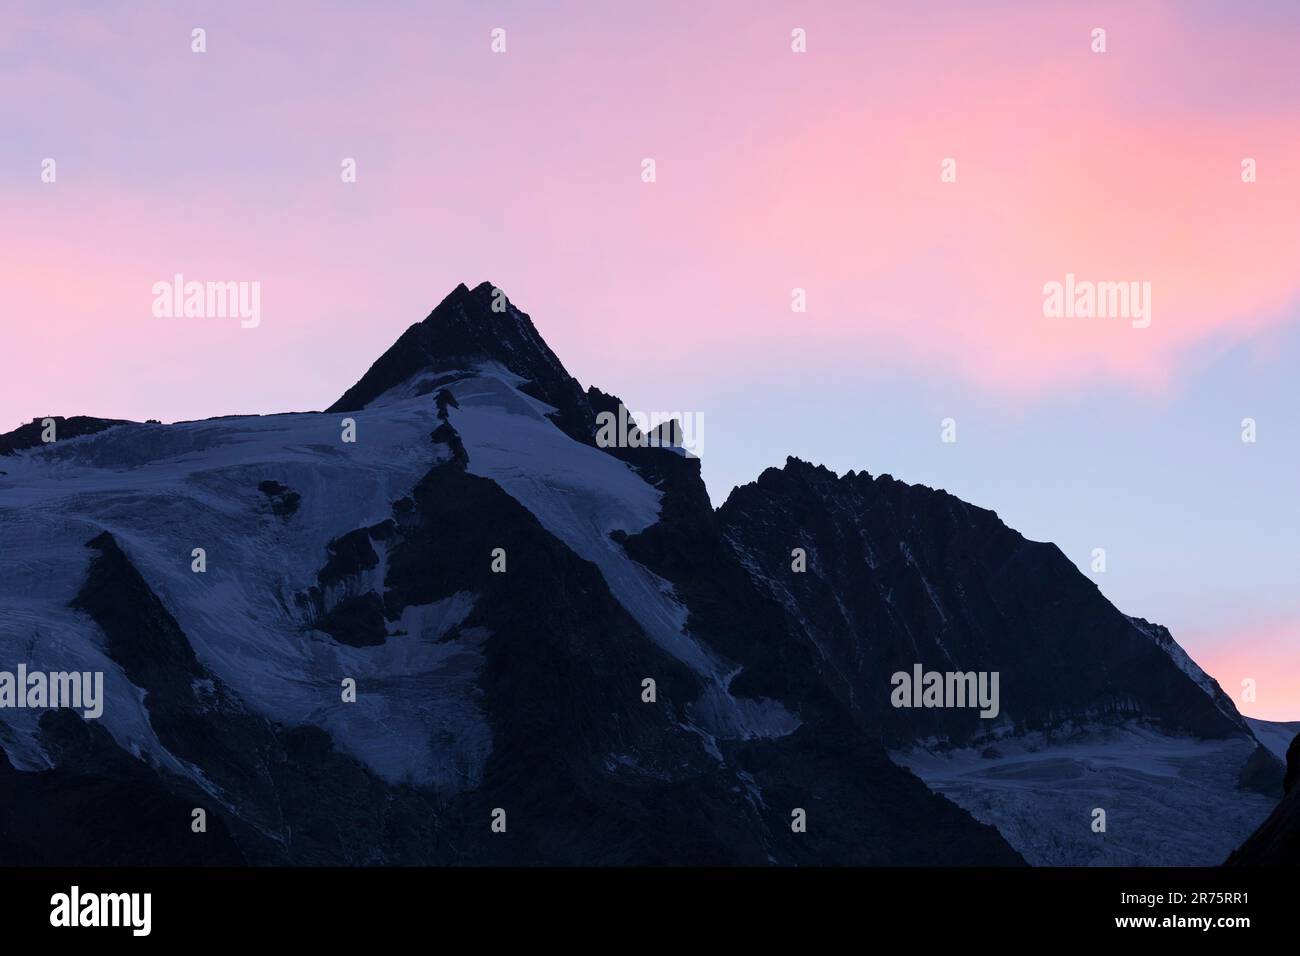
304 521 398 647
54 531 442 865
1238 743 1286 798
716 458 1247 747
1228 733 1300 865
318 528 380 587
0 416 132 456
69 531 285 848
72 532 207 694
315 592 387 648
258 480 301 517
376 420 1023 865
0 711 245 865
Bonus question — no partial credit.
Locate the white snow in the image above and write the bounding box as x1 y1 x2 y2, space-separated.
442 363 801 743
891 723 1277 865
0 403 492 797
0 355 800 807
1245 717 1300 761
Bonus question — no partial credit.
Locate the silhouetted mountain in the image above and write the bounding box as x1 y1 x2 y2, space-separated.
718 457 1248 746
327 283 594 442
0 284 1280 866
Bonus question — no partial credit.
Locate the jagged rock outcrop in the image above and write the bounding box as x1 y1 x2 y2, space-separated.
1229 733 1300 864
717 457 1249 747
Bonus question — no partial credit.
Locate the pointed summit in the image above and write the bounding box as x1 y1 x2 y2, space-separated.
327 283 594 441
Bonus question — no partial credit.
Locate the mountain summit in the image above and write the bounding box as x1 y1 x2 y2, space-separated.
0 285 1282 866
327 282 594 441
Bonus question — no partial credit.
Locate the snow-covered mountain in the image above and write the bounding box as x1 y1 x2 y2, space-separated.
0 282 1283 865
715 455 1286 864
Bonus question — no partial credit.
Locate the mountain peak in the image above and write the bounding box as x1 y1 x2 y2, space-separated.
326 284 595 441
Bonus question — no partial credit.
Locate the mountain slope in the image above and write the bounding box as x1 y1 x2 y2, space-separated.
715 457 1278 863
327 282 594 442
718 458 1247 744
0 286 1021 865
0 283 1273 865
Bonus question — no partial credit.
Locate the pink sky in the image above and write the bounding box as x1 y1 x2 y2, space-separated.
1184 619 1300 724
5 1 1299 418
